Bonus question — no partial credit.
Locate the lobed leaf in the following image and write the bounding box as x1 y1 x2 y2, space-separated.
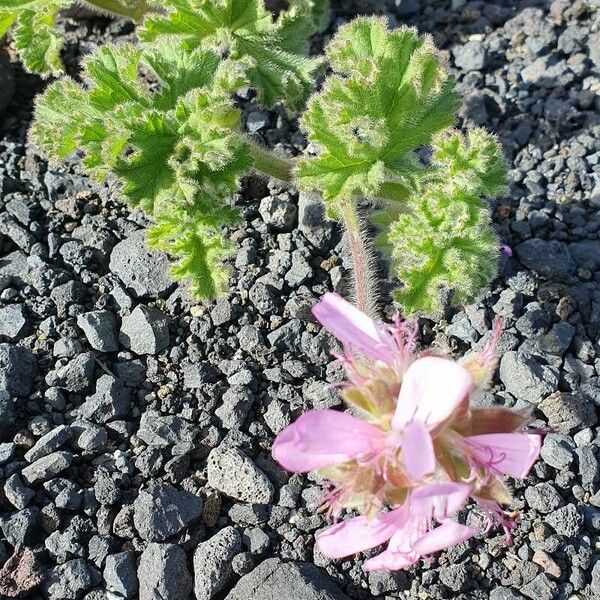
385 130 507 316
296 17 460 206
32 41 252 299
139 0 327 110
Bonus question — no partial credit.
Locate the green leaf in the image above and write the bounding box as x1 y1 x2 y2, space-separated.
384 130 507 315
147 203 238 298
0 12 18 38
12 3 66 76
296 17 460 206
140 0 326 109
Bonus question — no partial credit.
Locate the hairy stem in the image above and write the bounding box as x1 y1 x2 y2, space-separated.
249 142 296 183
81 0 151 20
339 201 379 318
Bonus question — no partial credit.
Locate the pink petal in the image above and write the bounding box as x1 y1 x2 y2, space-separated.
393 357 473 430
316 507 406 559
466 433 542 479
362 549 416 572
409 483 472 519
272 409 386 473
312 293 397 364
413 521 478 556
402 420 435 480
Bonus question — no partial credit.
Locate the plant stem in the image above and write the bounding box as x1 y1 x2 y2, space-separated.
249 142 296 183
339 201 379 318
82 0 151 21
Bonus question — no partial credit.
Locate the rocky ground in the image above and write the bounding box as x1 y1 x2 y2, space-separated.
0 0 599 598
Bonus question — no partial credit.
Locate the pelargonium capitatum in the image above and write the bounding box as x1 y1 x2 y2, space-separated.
272 292 542 571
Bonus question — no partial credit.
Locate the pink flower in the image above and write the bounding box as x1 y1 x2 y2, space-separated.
271 294 543 571
316 483 478 571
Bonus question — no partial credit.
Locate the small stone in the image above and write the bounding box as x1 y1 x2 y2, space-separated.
181 360 218 389
94 467 121 506
193 527 241 600
520 573 557 600
77 311 119 352
515 239 575 280
43 559 96 600
0 547 43 598
532 550 561 579
120 306 170 355
0 507 39 546
368 571 407 595
225 558 350 600
499 351 559 404
21 451 74 485
0 391 16 438
0 343 36 397
453 40 487 71
210 297 238 327
538 392 597 434
243 528 270 555
0 304 27 340
4 474 35 510
546 504 582 537
104 552 138 599
24 424 73 462
136 411 198 447
568 240 600 271
246 111 270 133
439 564 469 592
78 375 131 424
133 482 203 542
540 434 574 470
207 446 274 504
524 483 564 514
47 351 95 393
259 195 298 232
215 387 254 429
138 543 192 600
109 231 173 298
297 191 334 250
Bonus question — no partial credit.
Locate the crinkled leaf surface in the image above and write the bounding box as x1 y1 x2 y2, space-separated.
296 17 460 206
386 130 506 316
31 42 251 298
140 0 327 109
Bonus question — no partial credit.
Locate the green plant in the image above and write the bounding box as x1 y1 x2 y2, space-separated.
30 3 507 316
0 1 151 76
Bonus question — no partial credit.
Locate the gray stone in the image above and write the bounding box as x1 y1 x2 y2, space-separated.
207 446 274 504
568 240 600 271
120 306 170 355
285 250 312 287
77 311 119 352
44 559 95 600
490 587 524 600
45 528 84 563
47 351 95 393
193 527 241 600
133 482 203 542
538 392 597 434
576 446 600 491
104 552 138 599
499 351 559 404
524 483 564 514
540 434 575 470
243 528 270 555
109 231 173 298
181 360 218 389
246 111 270 133
546 504 582 537
453 40 487 71
0 442 16 464
592 560 600 594
138 543 192 600
515 239 575 280
298 191 334 250
368 571 407 595
94 467 121 506
78 375 131 424
0 304 27 340
210 297 238 327
536 322 574 356
520 573 557 600
21 451 74 484
0 343 36 396
25 425 73 462
0 391 15 439
0 507 39 546
137 411 198 447
259 195 298 232
439 564 469 592
215 387 254 429
225 558 350 600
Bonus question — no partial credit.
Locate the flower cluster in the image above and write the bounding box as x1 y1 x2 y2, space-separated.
272 293 542 571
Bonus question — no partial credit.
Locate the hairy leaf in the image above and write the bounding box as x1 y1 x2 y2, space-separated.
296 17 460 206
32 42 251 298
147 203 238 298
386 130 506 316
140 0 327 109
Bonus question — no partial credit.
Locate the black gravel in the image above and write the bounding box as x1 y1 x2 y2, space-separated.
0 0 599 599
